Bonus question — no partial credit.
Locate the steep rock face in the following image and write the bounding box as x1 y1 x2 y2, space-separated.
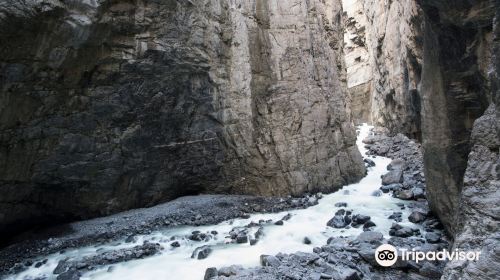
0 0 365 239
442 105 500 279
419 0 495 235
342 0 372 123
441 10 500 280
341 0 423 138
362 0 423 139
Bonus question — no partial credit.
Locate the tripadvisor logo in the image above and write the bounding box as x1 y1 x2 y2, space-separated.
375 244 398 267
374 244 481 267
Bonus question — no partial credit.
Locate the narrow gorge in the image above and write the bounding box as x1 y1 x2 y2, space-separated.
0 0 498 280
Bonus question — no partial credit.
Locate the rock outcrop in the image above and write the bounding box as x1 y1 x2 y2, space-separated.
0 0 365 240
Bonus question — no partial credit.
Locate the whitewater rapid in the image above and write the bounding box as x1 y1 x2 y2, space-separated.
9 124 419 280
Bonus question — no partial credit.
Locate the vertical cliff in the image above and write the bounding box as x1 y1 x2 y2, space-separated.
342 0 372 123
0 0 365 239
419 0 495 235
342 1 499 278
342 0 423 138
440 8 500 280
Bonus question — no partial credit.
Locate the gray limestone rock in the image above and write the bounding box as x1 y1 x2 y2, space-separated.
0 0 365 239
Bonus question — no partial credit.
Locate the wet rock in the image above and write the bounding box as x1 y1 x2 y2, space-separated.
382 169 403 185
335 202 348 207
170 241 180 248
363 221 376 230
274 220 284 226
191 246 212 260
388 212 403 222
250 239 258 246
352 214 371 224
304 237 312 245
53 260 70 274
364 158 376 167
236 234 248 244
371 190 383 197
408 211 426 223
380 183 402 193
260 255 281 267
204 267 218 280
240 213 251 219
188 231 207 242
56 269 80 280
125 235 137 243
327 210 351 228
281 213 292 221
255 227 264 239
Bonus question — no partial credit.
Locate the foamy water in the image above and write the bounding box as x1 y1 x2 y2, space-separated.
9 124 419 280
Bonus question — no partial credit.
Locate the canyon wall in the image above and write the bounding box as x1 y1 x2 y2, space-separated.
342 0 423 138
419 0 495 235
344 0 499 277
0 0 365 240
419 1 499 278
440 7 500 279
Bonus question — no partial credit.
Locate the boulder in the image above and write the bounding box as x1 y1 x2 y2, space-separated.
363 221 376 229
327 215 348 228
204 268 218 280
382 169 403 185
408 211 426 223
191 246 212 260
335 202 348 207
380 183 402 193
387 158 405 170
352 214 371 224
260 255 281 267
56 270 81 280
355 231 383 244
395 189 414 200
364 158 376 167
236 233 248 244
412 188 425 199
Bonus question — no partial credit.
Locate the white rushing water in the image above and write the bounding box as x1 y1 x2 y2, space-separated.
10 124 419 280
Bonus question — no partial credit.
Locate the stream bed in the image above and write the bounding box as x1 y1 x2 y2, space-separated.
8 124 422 280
